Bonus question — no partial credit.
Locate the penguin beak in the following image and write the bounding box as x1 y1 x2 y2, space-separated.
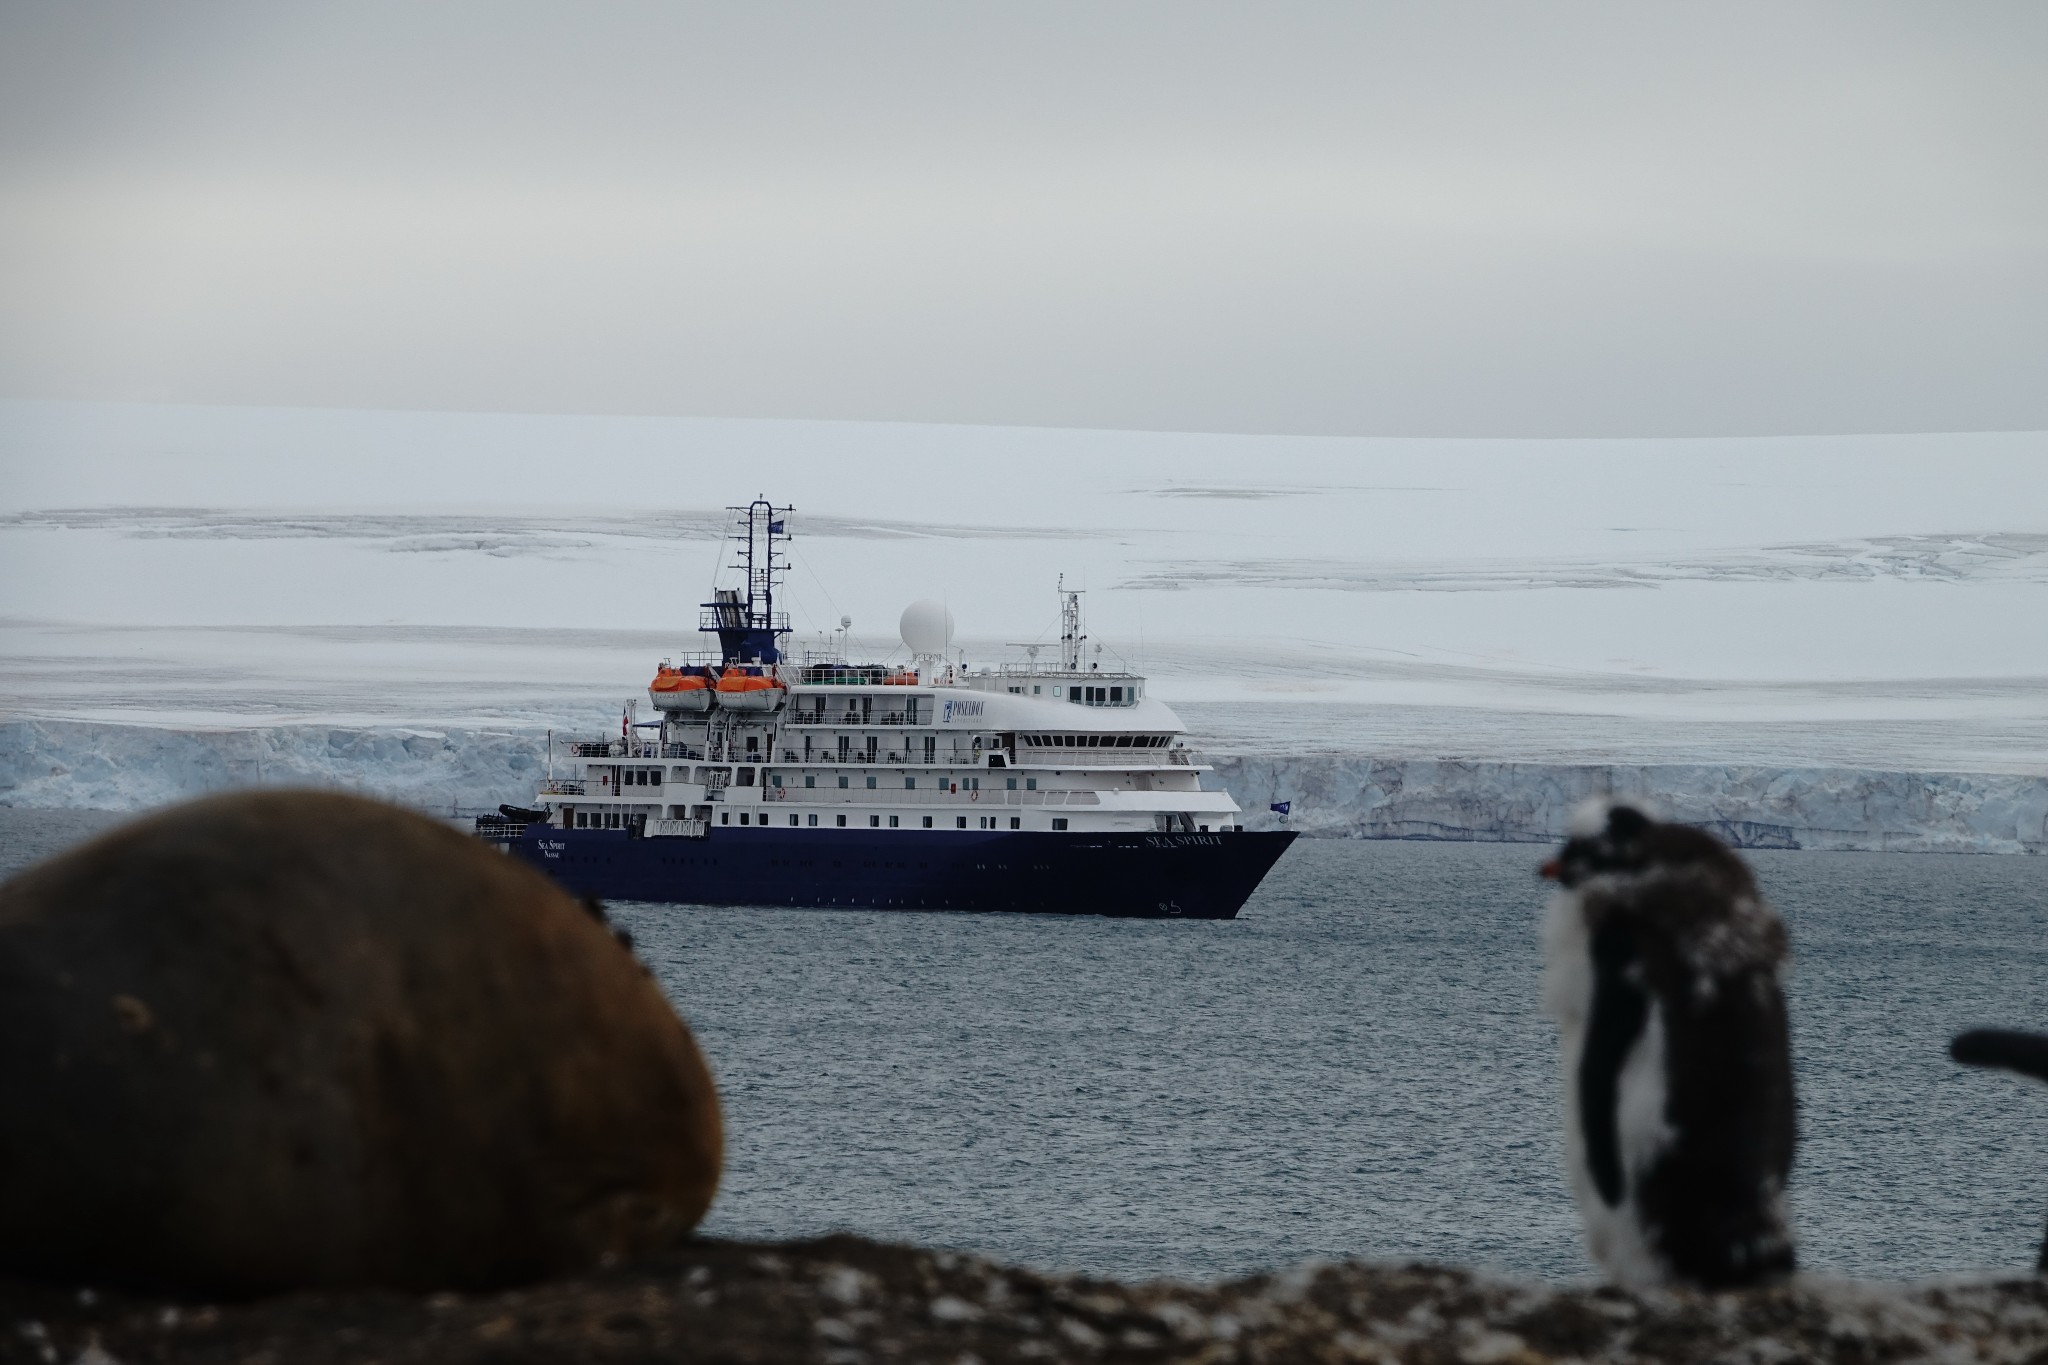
1538 859 1561 881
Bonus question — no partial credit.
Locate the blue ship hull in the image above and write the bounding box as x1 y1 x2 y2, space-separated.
501 826 1297 919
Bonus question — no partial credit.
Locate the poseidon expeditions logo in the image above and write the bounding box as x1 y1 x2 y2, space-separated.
941 698 985 722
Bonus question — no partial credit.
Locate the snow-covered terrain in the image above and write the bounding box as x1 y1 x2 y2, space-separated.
3 400 2045 842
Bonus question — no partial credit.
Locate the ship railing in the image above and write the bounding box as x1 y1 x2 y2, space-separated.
780 751 998 767
977 662 1143 679
784 711 923 727
647 818 708 839
696 609 792 634
761 786 1101 807
472 815 525 842
538 779 586 795
566 740 684 760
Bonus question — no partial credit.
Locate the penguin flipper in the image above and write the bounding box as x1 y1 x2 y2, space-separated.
1951 1028 2048 1083
1580 923 1650 1207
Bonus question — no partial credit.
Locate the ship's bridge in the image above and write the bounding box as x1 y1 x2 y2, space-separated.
960 667 1143 706
924 677 1183 736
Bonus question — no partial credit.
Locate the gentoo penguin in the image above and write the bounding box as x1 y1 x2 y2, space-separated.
1539 801 1797 1288
1949 1027 2048 1269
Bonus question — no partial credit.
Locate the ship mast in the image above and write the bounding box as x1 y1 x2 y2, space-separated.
1058 574 1085 672
701 499 793 664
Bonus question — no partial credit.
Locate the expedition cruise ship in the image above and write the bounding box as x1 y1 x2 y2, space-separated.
478 501 1294 918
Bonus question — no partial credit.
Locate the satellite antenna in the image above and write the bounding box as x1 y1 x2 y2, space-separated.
899 600 955 665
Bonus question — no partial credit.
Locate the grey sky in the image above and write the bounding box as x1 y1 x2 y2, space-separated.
1 2 2043 437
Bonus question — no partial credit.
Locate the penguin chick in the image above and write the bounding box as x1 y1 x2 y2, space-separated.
1949 1027 2048 1270
1540 801 1796 1288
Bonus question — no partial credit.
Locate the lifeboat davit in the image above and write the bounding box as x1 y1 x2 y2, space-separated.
649 665 717 712
715 668 786 712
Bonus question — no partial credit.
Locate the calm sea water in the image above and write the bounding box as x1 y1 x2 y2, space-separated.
4 810 2046 1283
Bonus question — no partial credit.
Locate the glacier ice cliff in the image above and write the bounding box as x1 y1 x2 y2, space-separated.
1214 755 2048 854
0 720 554 818
4 720 2045 854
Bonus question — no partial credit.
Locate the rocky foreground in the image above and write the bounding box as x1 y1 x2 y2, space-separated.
5 1236 2048 1365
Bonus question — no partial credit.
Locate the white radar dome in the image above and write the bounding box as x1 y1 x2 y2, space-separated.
899 600 955 657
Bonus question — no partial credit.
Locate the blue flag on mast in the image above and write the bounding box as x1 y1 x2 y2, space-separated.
1269 801 1291 815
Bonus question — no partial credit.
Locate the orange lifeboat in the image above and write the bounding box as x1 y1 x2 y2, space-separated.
715 667 786 712
882 670 919 685
649 665 717 712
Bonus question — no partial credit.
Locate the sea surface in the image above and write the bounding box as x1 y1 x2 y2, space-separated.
4 810 2046 1285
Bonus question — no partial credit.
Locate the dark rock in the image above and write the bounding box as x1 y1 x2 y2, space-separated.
0 790 722 1294
2 1237 2047 1363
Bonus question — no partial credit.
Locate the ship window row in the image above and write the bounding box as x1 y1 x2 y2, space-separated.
574 810 640 829
1023 734 1168 748
776 774 1024 791
1069 684 1136 706
717 811 1026 830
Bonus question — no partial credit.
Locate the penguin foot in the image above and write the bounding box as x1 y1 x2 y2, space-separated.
1951 1028 2048 1083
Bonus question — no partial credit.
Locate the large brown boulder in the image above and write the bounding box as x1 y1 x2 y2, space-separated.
0 790 722 1294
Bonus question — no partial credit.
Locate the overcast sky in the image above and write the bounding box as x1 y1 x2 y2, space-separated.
1 2 2042 437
